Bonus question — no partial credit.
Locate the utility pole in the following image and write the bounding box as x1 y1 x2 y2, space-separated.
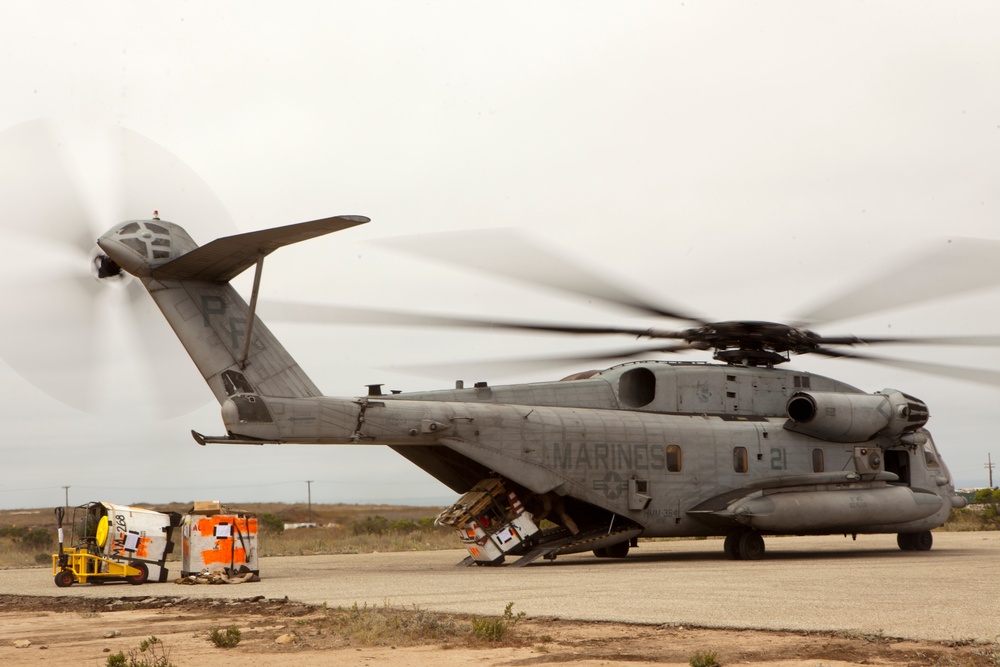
986 453 995 488
62 486 70 512
306 480 313 525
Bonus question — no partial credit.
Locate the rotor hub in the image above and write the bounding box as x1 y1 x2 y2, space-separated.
682 321 821 366
713 348 789 367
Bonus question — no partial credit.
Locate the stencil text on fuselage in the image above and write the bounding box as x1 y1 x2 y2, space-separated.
548 442 669 471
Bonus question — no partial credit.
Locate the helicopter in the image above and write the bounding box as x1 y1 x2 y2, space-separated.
88 213 997 565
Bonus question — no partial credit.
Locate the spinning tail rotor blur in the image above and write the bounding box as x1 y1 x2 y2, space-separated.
0 119 237 417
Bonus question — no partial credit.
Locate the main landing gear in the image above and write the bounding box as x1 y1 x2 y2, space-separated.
593 540 631 558
723 529 934 559
724 529 765 560
897 531 933 551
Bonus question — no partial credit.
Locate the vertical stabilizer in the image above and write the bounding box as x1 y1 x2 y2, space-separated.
97 215 368 405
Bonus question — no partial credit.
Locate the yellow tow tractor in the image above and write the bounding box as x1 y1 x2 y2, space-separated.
52 503 180 587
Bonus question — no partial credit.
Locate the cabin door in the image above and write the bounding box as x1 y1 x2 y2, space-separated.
884 449 911 486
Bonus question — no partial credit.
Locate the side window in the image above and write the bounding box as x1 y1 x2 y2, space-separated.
812 448 824 473
923 443 940 467
733 447 748 473
666 445 682 473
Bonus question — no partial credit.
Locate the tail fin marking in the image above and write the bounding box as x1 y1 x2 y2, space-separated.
128 216 368 405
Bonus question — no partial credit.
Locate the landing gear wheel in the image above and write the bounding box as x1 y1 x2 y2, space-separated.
592 547 609 558
126 562 149 585
724 533 743 560
914 531 933 551
898 531 933 551
604 541 630 558
738 532 765 560
54 570 74 588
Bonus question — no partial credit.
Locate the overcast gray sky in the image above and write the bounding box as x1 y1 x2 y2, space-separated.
2 1 999 510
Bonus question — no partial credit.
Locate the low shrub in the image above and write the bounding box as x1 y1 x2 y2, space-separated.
209 624 242 648
316 601 459 645
975 488 1000 529
350 515 442 536
105 636 174 667
258 513 285 534
471 602 525 643
0 526 52 549
689 649 720 667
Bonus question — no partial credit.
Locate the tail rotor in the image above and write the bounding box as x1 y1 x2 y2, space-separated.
0 119 237 417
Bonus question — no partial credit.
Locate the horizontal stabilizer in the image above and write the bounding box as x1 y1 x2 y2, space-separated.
191 430 282 446
153 215 369 282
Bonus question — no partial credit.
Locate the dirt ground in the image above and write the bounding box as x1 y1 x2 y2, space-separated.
1 594 997 667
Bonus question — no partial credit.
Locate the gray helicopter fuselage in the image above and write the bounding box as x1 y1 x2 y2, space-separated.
218 360 955 539
380 362 956 537
97 217 962 556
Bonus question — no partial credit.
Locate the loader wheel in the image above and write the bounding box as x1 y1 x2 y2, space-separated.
126 562 149 585
54 570 74 588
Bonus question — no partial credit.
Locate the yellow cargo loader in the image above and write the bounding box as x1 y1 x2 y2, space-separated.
52 549 148 587
51 503 179 587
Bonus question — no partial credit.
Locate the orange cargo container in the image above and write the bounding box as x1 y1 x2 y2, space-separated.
180 506 259 577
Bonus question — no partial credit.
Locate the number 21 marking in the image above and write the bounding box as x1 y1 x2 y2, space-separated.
770 447 787 470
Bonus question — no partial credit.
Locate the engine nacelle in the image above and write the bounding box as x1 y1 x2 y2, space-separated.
784 389 928 443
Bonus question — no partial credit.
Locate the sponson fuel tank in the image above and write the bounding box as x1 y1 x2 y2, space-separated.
728 485 943 533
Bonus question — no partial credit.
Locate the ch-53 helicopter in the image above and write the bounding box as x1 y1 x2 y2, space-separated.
89 213 996 566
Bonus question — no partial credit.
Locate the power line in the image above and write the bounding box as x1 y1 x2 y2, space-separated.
0 485 66 494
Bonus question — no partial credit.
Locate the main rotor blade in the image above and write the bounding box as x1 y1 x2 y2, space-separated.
796 237 1000 326
811 347 1000 388
375 228 708 324
396 343 700 380
260 300 689 338
816 333 1000 347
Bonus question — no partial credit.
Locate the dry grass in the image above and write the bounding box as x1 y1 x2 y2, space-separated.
938 507 997 532
0 544 51 569
310 602 463 646
0 503 455 569
289 601 529 648
259 523 457 556
3 501 996 570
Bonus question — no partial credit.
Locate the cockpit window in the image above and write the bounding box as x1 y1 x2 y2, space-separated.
119 222 141 234
923 443 940 467
921 434 942 468
145 222 168 235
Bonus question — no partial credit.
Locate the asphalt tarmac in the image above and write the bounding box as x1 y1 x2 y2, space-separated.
4 532 998 642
